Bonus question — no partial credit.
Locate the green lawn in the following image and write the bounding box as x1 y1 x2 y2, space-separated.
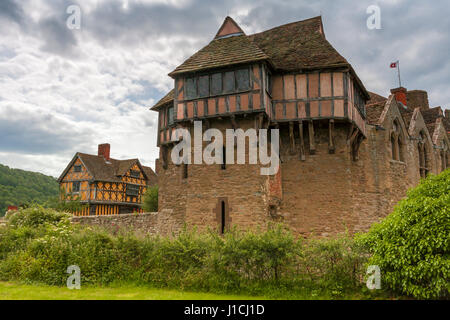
0 282 266 300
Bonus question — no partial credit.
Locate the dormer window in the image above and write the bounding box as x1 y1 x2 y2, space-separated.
130 170 140 178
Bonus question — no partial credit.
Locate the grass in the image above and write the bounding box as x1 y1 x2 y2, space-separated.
0 281 397 300
0 282 267 300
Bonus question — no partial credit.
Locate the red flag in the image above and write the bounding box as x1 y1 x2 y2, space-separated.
390 62 397 68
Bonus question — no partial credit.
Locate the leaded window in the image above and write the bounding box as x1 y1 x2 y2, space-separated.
126 184 139 197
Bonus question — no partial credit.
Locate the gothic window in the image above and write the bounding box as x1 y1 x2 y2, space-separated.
441 142 449 171
390 120 404 161
418 131 429 178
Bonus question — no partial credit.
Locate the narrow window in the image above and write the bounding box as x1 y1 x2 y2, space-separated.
236 68 250 91
221 145 226 170
391 134 397 160
211 73 222 95
182 163 188 179
221 201 226 234
224 71 235 93
198 75 209 98
185 77 197 100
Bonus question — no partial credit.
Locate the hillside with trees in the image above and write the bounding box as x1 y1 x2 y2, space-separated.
0 164 59 216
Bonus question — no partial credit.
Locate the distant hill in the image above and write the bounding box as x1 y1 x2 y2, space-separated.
0 164 59 216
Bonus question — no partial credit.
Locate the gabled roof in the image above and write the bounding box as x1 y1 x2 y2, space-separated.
421 107 444 137
214 16 245 39
248 16 349 72
58 152 156 184
170 16 356 76
168 34 268 77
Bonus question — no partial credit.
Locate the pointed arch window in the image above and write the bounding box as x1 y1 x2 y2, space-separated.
390 120 404 161
418 131 430 178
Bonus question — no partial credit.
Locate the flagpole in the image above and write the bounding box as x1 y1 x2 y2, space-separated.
397 60 402 87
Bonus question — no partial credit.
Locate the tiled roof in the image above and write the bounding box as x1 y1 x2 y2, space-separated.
399 107 414 129
248 16 349 72
365 101 386 125
169 34 268 76
421 107 443 124
170 16 352 76
142 166 158 186
367 91 387 105
151 89 174 110
58 153 156 184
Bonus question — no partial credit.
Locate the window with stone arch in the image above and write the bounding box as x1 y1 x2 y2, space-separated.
390 119 404 162
418 131 430 178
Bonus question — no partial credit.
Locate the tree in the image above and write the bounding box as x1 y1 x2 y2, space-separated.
357 169 450 299
142 185 158 212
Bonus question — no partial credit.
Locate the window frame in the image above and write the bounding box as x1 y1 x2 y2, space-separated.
130 170 140 179
183 67 252 101
72 181 81 193
126 184 140 197
74 165 82 173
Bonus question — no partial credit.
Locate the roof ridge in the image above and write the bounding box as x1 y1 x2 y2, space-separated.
248 16 322 37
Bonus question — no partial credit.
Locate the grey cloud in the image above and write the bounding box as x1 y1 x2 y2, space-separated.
0 0 24 24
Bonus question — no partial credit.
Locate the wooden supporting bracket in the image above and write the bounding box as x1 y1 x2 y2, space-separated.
308 120 316 155
289 122 296 154
298 121 306 161
328 119 335 154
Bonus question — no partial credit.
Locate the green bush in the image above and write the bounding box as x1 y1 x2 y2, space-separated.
142 186 158 212
0 206 371 297
357 170 450 299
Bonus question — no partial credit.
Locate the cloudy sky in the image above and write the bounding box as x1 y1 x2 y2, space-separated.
0 0 449 177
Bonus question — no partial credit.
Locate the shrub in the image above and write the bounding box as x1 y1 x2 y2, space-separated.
357 170 450 299
142 186 158 212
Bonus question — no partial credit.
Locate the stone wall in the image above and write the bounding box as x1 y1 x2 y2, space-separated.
71 209 184 236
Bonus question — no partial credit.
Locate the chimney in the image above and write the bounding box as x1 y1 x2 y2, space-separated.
406 90 429 111
98 143 110 161
445 109 450 119
390 87 407 107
